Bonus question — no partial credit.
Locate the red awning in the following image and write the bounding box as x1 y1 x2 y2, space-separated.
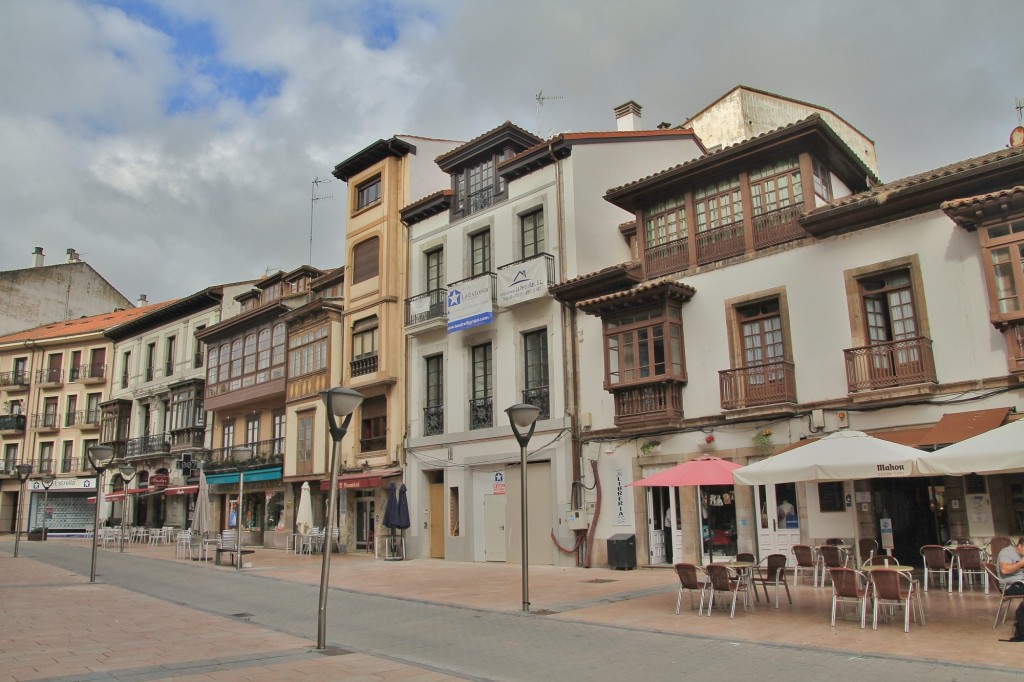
916 407 1010 447
319 468 402 491
163 485 199 496
87 487 148 503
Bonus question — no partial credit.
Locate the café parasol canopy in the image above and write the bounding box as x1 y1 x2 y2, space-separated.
628 455 742 488
916 418 1024 475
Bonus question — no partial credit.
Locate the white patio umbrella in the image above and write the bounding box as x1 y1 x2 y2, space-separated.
191 470 213 538
295 481 313 536
916 419 1024 475
732 430 925 485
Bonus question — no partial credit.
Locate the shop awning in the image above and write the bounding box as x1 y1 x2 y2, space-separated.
319 468 402 491
916 407 1010 448
163 485 199 496
205 467 282 486
87 488 148 503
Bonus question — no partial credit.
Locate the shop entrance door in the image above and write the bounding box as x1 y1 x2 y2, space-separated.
872 477 943 566
699 484 738 562
355 494 374 552
483 494 506 561
754 481 801 559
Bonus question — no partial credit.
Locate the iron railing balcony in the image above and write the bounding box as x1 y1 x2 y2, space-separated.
844 336 937 392
644 237 689 278
68 363 106 382
719 361 797 410
522 385 550 420
423 404 444 436
32 412 59 430
35 368 63 385
495 253 556 306
752 205 806 249
351 354 379 377
0 414 26 432
0 371 30 389
145 366 155 382
65 410 102 428
469 396 493 430
194 351 204 369
60 456 85 473
612 380 684 427
405 288 448 326
124 433 172 458
36 458 55 474
205 438 284 470
695 220 745 265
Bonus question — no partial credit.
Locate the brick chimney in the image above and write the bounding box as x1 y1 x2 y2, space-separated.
614 101 642 132
31 247 44 268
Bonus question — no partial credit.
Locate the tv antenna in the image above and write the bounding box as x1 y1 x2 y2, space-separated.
535 90 564 137
309 176 333 265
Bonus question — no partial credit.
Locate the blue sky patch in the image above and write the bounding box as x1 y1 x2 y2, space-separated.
96 0 283 115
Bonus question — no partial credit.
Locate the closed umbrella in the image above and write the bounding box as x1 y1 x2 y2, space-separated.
395 484 411 530
295 481 313 536
192 470 213 537
382 481 399 529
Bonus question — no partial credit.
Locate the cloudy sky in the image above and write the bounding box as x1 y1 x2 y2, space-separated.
2 0 1022 303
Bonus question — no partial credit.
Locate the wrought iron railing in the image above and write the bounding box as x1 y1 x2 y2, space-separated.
205 438 285 471
696 220 745 265
469 396 493 430
844 337 937 392
351 354 379 376
124 433 171 458
752 205 805 249
60 457 84 473
170 428 205 450
32 412 59 429
645 237 689 277
145 366 155 382
496 253 556 300
405 288 448 326
36 458 54 474
423 405 444 436
65 410 102 427
166 361 175 377
719 361 796 410
0 414 26 431
522 386 550 420
35 368 63 384
69 363 106 381
0 370 29 388
613 381 683 426
447 273 497 305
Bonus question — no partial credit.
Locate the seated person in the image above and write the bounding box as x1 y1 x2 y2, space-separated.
997 537 1024 597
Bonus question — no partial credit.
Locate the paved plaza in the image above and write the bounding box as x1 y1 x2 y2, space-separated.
0 537 1020 681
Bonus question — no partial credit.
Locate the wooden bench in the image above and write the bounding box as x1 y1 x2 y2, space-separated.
214 530 256 566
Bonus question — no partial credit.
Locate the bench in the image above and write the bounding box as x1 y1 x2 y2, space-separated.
214 530 256 566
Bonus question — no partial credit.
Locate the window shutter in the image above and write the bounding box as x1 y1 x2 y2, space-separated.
352 237 380 283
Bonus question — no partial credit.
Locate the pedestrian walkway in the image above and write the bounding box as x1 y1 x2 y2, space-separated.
0 537 1018 680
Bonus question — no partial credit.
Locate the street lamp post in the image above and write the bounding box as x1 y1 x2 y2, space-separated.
38 473 55 541
86 445 117 582
317 387 364 650
230 446 254 572
12 463 33 558
118 463 136 553
506 403 541 613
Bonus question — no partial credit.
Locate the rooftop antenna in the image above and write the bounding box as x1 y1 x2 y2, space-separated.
535 90 564 137
309 176 333 265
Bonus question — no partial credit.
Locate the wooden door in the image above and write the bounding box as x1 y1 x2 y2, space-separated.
429 481 444 558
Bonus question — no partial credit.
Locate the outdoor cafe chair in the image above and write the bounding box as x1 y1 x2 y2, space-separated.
952 544 988 594
736 552 756 564
704 563 751 619
175 530 193 559
870 568 924 633
818 544 850 588
858 537 878 564
919 544 951 591
828 567 868 629
984 562 1024 628
989 536 1012 562
673 563 709 615
791 545 818 586
751 553 792 608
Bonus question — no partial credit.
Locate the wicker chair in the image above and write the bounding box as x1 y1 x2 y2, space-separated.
858 537 878 564
952 545 988 594
818 544 850 587
828 567 868 628
673 563 708 615
791 544 818 586
870 568 924 632
704 563 750 619
736 552 756 564
751 553 792 608
919 544 951 591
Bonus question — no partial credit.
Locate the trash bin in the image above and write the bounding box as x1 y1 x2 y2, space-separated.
607 533 636 570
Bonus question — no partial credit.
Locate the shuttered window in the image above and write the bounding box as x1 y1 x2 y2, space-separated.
352 237 380 283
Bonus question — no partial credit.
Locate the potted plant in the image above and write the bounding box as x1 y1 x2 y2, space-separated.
752 429 774 454
640 440 661 456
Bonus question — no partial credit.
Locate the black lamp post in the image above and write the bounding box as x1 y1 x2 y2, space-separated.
12 463 33 558
38 473 55 541
317 386 364 650
506 403 541 613
118 463 136 553
86 444 116 582
230 446 254 572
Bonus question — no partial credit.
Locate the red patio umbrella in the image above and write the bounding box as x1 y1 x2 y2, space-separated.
627 455 741 488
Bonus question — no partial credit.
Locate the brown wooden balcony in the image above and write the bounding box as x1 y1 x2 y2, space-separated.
719 361 796 410
752 205 806 249
0 414 26 433
612 380 683 427
644 237 689 277
844 337 937 392
351 354 379 377
69 363 106 383
696 220 745 265
0 371 29 390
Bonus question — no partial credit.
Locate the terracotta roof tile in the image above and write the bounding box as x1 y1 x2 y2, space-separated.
434 121 540 165
577 276 695 309
0 301 175 344
940 184 1024 210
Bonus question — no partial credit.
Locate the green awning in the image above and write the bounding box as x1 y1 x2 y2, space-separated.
205 467 282 486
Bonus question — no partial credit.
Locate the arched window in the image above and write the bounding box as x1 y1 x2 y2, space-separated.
219 343 230 382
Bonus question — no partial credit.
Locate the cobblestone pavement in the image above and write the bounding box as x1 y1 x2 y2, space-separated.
1 537 1019 681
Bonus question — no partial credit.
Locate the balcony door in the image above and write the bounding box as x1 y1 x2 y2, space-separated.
863 272 920 380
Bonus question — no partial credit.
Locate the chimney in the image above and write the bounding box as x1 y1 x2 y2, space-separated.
137 294 149 307
614 101 642 132
31 247 44 268
66 248 80 263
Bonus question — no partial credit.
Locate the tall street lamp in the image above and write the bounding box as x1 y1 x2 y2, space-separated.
12 463 33 558
86 445 117 582
118 463 136 553
38 473 55 541
317 386 364 650
230 446 254 572
506 403 541 613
